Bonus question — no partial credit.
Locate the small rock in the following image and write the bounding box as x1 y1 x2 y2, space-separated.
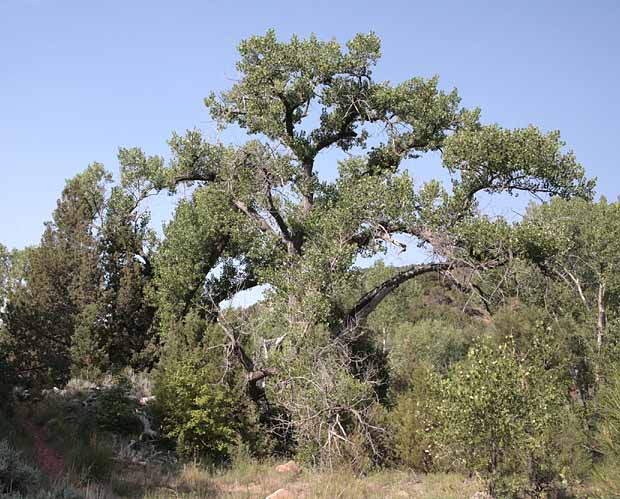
265 489 294 499
275 460 301 474
471 492 494 499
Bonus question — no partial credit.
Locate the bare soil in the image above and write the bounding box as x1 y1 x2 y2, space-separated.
22 419 65 479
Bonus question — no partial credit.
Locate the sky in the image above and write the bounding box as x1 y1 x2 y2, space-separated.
1 0 619 256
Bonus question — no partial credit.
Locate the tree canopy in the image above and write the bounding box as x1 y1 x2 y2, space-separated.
146 30 593 356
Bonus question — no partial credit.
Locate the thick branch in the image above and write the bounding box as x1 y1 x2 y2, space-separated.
597 281 606 352
349 221 409 248
218 320 275 405
276 91 297 144
340 258 505 336
261 166 295 247
246 367 277 383
231 199 284 243
341 261 460 335
441 270 492 318
180 235 230 318
313 111 359 154
171 172 217 185
559 264 589 310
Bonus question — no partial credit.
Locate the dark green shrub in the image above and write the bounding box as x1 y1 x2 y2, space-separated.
2 485 86 499
67 434 114 482
0 350 17 414
0 439 39 494
94 377 141 435
27 484 85 499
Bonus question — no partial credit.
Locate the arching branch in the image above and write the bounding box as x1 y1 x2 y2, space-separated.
340 258 506 337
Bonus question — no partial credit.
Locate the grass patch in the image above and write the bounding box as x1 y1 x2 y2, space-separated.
66 434 114 483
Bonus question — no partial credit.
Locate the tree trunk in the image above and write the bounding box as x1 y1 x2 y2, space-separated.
597 281 606 352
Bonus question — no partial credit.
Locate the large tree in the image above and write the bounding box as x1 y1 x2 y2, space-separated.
2 164 108 384
521 197 620 352
2 155 161 385
144 31 592 462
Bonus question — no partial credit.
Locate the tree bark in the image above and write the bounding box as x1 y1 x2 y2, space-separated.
597 281 606 352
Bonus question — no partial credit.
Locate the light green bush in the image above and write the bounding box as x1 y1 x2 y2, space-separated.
154 355 246 461
390 319 477 378
435 333 588 498
389 362 438 471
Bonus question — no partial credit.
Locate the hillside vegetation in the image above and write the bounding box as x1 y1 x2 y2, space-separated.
2 31 620 499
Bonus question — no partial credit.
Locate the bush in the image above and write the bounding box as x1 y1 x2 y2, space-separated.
593 369 620 498
0 439 39 494
435 333 587 498
94 376 141 435
389 319 477 382
154 356 246 461
389 362 438 471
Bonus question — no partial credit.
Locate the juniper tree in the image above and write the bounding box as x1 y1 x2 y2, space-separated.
2 156 162 384
3 164 108 384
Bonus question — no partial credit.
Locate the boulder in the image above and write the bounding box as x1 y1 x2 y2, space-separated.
275 460 301 474
139 395 156 406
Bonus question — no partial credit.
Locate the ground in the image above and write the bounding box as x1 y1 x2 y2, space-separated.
5 400 486 498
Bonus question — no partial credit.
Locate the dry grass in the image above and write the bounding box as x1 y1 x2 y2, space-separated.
91 460 485 499
6 400 485 498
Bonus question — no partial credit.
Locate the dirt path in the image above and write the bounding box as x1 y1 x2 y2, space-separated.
22 419 65 479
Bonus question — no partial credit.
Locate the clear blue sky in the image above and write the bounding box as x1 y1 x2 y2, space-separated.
1 0 619 251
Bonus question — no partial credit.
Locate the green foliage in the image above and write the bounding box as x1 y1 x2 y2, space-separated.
444 125 594 202
390 318 477 382
593 369 620 498
389 362 438 471
154 358 242 461
435 333 587 497
153 319 257 462
94 377 141 435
